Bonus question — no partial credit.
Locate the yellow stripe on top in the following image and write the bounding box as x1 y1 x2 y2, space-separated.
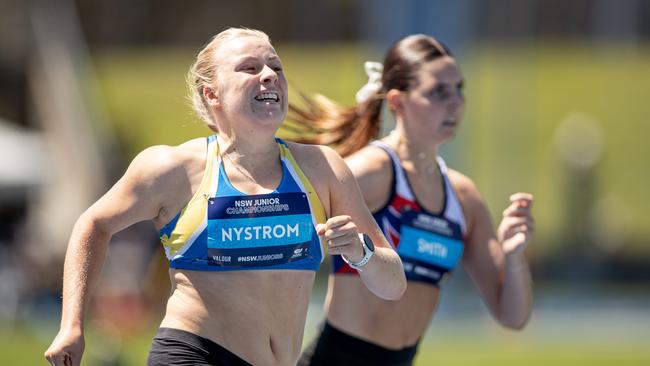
279 142 326 223
161 137 217 258
278 142 327 258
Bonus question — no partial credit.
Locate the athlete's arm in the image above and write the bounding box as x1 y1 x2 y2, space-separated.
318 145 406 300
344 145 393 212
453 171 534 329
44 145 190 366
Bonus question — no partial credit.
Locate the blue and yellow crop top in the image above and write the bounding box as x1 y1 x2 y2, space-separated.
333 140 467 286
159 135 327 271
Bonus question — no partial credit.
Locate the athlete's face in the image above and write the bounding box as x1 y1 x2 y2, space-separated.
399 56 465 145
211 36 288 129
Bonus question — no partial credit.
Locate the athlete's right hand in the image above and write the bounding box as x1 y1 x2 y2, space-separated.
317 215 365 263
44 327 84 366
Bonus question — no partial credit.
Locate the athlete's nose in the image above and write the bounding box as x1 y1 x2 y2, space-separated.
447 89 464 113
260 65 278 85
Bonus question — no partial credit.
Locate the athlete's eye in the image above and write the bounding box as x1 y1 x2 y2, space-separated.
429 86 451 100
239 64 259 73
428 83 464 102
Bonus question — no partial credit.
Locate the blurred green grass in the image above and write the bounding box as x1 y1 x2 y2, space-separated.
92 41 650 259
4 326 648 365
416 341 650 366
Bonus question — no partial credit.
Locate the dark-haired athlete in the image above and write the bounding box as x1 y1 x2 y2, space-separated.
293 34 534 366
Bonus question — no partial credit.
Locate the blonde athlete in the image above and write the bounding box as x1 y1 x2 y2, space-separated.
292 34 534 366
44 28 406 366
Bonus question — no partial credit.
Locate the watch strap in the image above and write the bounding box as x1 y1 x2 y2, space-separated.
341 233 374 271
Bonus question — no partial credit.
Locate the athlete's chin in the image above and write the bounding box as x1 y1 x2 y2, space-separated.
444 131 457 140
438 128 458 141
255 108 286 121
251 116 284 130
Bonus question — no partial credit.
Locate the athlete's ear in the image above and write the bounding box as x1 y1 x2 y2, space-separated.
386 89 404 113
203 86 220 108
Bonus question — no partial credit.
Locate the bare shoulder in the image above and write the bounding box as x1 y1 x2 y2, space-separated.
134 138 208 225
283 141 338 179
283 142 388 182
283 141 390 175
446 169 481 201
446 168 488 230
121 137 207 198
345 144 392 180
82 137 208 234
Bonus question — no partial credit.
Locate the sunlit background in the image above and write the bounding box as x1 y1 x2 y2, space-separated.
1 0 649 365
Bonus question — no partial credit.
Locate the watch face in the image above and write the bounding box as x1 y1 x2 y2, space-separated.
363 234 375 252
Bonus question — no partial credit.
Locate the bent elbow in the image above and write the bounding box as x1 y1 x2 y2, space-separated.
75 210 113 239
375 287 404 301
384 286 406 301
376 273 407 301
499 314 531 331
506 320 528 331
394 275 408 300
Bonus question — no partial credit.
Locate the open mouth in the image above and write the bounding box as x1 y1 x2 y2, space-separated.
254 92 280 103
442 118 457 127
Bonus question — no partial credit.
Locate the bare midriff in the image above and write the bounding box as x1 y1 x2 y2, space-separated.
161 269 315 366
325 275 440 349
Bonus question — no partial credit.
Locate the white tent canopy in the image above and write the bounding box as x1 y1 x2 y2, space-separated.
0 118 45 188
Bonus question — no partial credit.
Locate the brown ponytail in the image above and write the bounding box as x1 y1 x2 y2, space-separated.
286 91 384 157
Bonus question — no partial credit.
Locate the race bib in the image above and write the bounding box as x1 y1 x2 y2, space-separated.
397 211 464 270
207 192 315 268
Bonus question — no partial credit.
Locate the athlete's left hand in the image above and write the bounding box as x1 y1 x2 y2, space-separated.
317 215 365 263
497 193 534 255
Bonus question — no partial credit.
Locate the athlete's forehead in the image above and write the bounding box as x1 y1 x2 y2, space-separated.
413 56 462 88
214 36 279 67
